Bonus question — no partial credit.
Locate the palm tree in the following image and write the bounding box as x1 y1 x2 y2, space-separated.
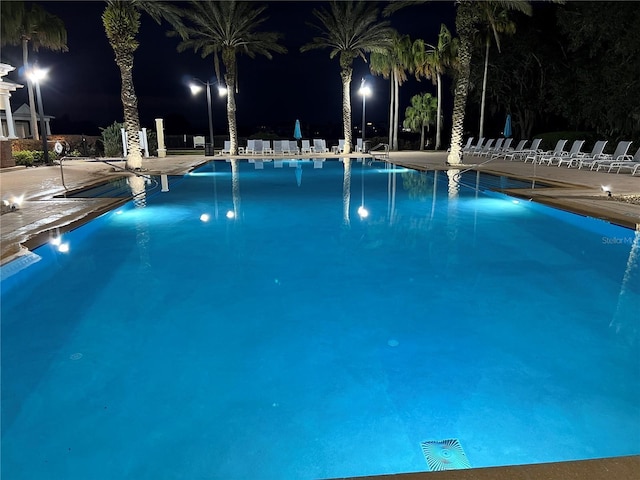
174 1 286 156
413 24 458 151
403 93 438 151
1 1 68 141
476 4 520 139
102 0 184 170
447 0 531 165
370 32 413 151
301 1 394 154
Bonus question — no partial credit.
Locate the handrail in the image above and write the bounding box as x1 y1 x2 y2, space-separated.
58 156 159 201
369 143 390 160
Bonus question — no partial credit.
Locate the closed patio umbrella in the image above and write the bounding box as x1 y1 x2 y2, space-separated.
503 114 512 138
294 119 302 152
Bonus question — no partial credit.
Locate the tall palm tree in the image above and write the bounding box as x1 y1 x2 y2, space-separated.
476 4 519 139
403 93 438 151
413 24 458 151
447 0 531 165
1 1 68 141
102 0 184 170
301 1 394 154
370 32 413 151
174 1 286 156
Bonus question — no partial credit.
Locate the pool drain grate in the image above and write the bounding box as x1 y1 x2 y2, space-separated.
420 438 471 471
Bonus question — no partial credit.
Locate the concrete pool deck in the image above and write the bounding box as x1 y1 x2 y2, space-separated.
0 150 639 478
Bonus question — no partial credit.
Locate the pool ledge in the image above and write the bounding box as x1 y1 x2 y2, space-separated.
332 455 640 480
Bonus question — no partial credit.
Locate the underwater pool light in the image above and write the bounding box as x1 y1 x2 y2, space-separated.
226 210 235 219
357 206 369 218
58 243 70 253
200 213 210 222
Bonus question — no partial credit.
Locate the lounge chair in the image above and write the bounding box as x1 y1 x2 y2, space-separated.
355 138 363 152
471 139 495 157
524 139 567 163
288 141 299 155
593 141 633 171
313 139 329 153
461 137 475 153
504 139 535 161
301 139 312 154
219 140 231 155
273 140 284 155
575 140 609 169
496 139 526 159
261 140 273 155
541 139 585 166
602 146 640 174
479 138 504 157
466 137 486 156
336 139 346 153
246 139 257 155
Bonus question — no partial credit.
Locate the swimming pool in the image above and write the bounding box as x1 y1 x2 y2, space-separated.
2 159 638 479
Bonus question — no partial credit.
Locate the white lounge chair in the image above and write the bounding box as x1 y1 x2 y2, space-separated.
246 139 257 155
575 140 609 169
313 139 329 153
471 139 495 157
461 137 475 153
301 139 312 154
496 139 526 159
219 140 231 155
524 139 567 163
261 140 273 155
509 138 541 161
273 140 284 155
593 141 633 171
355 138 363 152
288 141 299 155
603 146 640 174
479 138 503 157
542 139 585 166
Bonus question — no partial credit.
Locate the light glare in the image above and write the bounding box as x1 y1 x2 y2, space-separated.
200 213 210 222
226 210 235 219
357 206 369 218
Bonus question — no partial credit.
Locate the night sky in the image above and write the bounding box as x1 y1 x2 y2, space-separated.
1 1 456 136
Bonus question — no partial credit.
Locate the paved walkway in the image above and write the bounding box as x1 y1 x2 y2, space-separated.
1 151 639 266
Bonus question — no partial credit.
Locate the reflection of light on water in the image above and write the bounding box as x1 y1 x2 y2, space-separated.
188 172 231 177
112 206 194 225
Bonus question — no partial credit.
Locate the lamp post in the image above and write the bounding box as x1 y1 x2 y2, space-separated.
359 78 371 152
27 65 49 164
190 79 227 155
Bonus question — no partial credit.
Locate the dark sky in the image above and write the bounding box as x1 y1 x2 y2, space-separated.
2 1 456 136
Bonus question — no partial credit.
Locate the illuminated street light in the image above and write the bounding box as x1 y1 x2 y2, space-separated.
359 78 372 153
27 65 50 164
189 78 227 155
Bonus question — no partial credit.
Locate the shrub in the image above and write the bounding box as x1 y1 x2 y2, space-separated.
13 150 36 167
100 121 124 157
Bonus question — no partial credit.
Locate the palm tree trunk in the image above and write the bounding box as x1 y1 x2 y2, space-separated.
22 39 39 141
116 50 142 170
479 37 490 139
223 49 238 155
393 74 399 151
435 73 442 150
341 67 353 154
388 76 394 148
447 3 476 165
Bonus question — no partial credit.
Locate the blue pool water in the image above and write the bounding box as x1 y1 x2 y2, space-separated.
2 159 638 479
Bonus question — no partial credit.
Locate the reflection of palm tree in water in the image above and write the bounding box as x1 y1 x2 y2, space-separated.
611 229 640 343
127 175 151 270
342 158 352 226
231 159 241 218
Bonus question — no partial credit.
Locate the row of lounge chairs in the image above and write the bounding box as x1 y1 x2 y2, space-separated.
220 138 367 156
462 137 639 175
